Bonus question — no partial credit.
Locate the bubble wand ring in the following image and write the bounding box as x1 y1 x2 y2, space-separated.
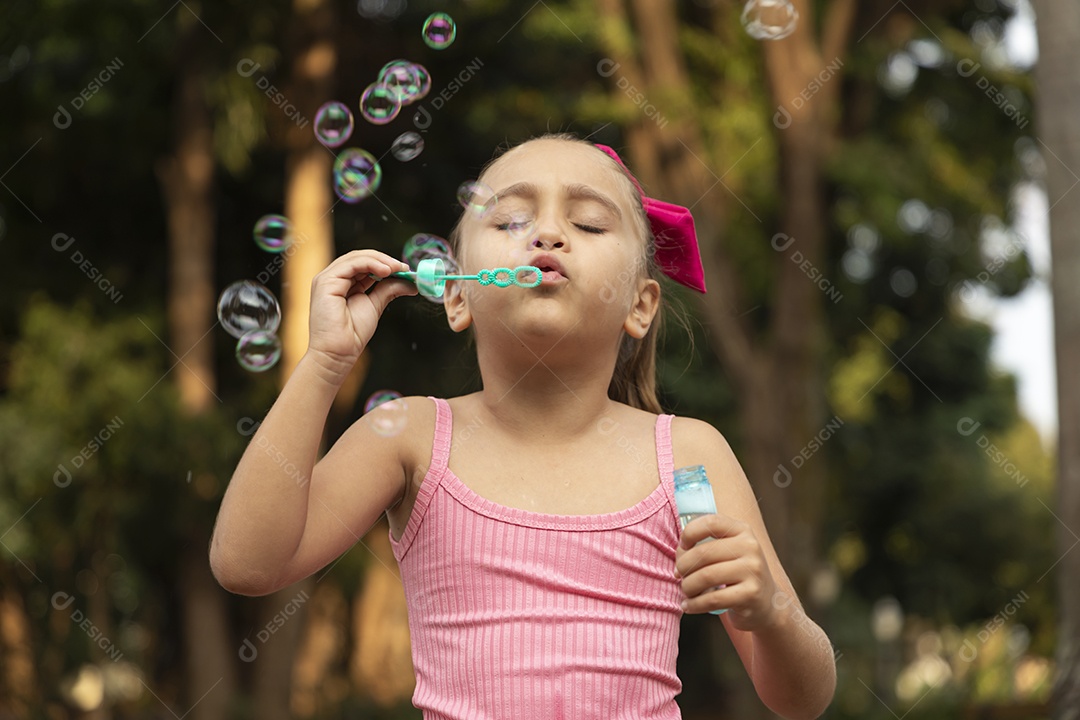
373 258 542 298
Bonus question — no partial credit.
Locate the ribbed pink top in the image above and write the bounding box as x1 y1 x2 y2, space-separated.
389 397 685 720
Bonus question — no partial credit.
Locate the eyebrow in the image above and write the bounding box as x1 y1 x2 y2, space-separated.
493 182 623 218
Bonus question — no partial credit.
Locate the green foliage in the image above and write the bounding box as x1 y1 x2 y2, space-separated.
0 0 1058 714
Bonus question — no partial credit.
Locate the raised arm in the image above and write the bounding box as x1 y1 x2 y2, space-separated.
209 250 417 596
672 417 836 720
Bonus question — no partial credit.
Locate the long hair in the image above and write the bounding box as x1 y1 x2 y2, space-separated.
447 133 670 415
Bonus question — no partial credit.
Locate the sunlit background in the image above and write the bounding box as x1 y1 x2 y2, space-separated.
0 0 1069 718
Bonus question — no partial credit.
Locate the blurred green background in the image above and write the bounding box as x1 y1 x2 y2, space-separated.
0 0 1062 718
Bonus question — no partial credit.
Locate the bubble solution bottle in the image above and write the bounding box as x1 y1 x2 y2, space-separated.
673 464 728 615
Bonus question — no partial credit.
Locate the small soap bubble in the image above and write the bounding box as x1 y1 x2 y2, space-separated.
403 233 458 305
457 180 497 217
364 390 408 436
236 330 282 372
359 83 401 125
379 61 422 104
217 280 281 339
391 132 424 161
504 211 536 243
422 13 457 49
741 0 799 41
357 0 405 20
333 148 382 203
314 101 354 147
253 214 293 253
408 63 432 102
402 233 452 267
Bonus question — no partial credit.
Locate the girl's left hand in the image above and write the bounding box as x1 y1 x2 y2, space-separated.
674 513 782 632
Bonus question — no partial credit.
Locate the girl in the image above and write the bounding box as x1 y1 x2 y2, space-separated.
210 134 836 719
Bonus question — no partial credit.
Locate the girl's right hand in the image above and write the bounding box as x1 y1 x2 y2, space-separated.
307 250 417 383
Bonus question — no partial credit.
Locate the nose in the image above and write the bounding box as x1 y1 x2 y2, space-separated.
529 213 566 250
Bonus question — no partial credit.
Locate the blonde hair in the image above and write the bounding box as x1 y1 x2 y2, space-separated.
447 133 667 415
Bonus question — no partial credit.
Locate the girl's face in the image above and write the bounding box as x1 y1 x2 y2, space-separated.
445 139 659 345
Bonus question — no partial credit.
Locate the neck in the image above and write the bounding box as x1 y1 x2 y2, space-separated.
473 335 621 441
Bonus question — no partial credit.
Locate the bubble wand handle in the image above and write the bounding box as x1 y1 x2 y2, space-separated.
372 258 542 298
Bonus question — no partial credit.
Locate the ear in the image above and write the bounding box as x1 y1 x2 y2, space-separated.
443 279 473 333
623 277 660 339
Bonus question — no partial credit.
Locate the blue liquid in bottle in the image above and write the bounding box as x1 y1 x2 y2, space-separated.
673 465 727 615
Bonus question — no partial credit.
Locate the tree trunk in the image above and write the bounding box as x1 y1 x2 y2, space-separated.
158 7 237 718
248 1 341 716
1032 2 1080 718
350 522 415 706
280 0 337 381
595 0 857 715
291 581 350 717
252 578 315 720
158 13 217 416
0 569 37 718
178 544 238 720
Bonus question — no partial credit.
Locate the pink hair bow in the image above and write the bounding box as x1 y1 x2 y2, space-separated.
595 144 707 294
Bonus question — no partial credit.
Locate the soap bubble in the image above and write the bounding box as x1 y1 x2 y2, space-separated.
217 281 281 339
408 63 431 102
314 101 354 147
422 13 457 49
333 148 382 203
377 61 430 104
741 0 799 41
379 61 422 104
403 234 458 305
357 0 405 20
391 132 424 161
457 180 497 217
363 390 408 436
507 213 537 244
403 233 453 266
359 83 401 125
252 214 293 253
236 330 282 372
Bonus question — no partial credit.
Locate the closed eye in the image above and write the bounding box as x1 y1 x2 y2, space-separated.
574 224 606 234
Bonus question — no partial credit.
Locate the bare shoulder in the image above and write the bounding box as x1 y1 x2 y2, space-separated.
669 416 758 515
322 395 435 488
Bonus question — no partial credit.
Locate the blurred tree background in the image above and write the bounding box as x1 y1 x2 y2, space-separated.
0 0 1066 718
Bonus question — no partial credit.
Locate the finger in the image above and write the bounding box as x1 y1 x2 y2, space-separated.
365 276 418 314
679 513 747 549
680 584 738 615
674 536 745 578
318 252 410 295
679 557 747 598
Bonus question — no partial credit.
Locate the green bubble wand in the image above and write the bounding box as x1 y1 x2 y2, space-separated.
374 257 542 299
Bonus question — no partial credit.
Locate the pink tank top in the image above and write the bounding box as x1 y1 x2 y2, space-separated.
389 397 685 719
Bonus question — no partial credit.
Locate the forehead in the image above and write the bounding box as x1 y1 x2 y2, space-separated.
481 140 634 203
